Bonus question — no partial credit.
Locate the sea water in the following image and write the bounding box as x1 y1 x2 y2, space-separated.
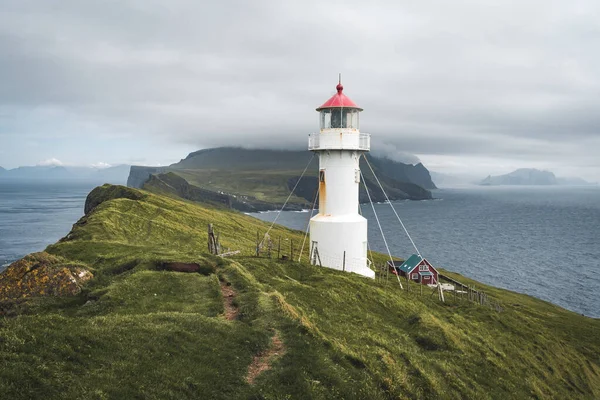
251 186 600 318
0 182 94 270
1 183 598 317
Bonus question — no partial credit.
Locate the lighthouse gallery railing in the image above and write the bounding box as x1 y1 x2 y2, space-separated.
308 132 371 151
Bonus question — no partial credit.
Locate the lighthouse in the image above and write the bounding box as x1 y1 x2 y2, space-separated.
308 80 374 278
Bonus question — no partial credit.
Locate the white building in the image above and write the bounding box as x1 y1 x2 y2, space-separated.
308 81 374 278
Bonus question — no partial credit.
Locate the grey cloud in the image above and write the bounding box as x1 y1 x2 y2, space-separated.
0 0 599 179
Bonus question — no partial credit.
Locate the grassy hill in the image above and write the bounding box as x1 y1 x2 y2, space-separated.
127 148 435 211
0 184 599 399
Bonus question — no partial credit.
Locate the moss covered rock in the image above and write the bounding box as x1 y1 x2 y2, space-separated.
0 252 92 300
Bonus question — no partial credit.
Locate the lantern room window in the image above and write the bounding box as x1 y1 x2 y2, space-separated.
320 110 331 129
320 109 360 130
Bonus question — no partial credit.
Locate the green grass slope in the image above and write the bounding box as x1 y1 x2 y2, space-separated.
165 147 321 205
1 184 599 399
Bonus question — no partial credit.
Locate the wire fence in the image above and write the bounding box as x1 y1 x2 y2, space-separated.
310 248 371 273
373 263 503 311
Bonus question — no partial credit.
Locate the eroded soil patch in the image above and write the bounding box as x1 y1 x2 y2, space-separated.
220 280 239 321
246 331 285 384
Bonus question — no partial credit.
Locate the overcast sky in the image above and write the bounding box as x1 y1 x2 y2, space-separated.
1 0 599 180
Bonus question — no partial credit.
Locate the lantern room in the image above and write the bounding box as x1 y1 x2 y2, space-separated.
316 83 363 131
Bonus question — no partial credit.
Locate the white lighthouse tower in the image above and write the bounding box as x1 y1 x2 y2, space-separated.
308 79 374 278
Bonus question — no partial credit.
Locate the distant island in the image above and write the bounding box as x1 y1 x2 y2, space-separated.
127 147 437 212
480 168 595 186
0 164 130 184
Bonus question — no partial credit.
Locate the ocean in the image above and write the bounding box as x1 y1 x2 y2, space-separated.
0 182 95 270
251 186 600 318
1 182 598 318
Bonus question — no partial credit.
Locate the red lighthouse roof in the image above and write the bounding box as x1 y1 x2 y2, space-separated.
316 81 363 111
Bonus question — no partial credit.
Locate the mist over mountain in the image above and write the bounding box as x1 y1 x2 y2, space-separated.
366 155 436 190
556 176 597 186
430 171 480 187
481 169 556 185
429 168 596 187
479 168 596 186
370 145 422 165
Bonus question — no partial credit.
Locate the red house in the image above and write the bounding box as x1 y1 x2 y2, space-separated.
388 254 439 285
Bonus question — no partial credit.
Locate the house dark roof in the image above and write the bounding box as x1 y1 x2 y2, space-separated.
388 260 404 267
396 254 423 274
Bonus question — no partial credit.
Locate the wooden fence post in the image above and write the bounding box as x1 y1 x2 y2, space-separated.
256 230 260 257
268 236 272 258
208 224 219 255
278 237 281 260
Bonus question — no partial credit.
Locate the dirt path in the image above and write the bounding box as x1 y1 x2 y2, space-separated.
220 280 239 321
246 331 285 384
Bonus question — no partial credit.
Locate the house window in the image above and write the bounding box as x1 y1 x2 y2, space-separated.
319 170 325 182
423 276 430 280
419 264 428 271
411 273 418 280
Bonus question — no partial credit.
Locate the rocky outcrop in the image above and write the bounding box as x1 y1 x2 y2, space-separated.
0 252 93 301
84 184 145 214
